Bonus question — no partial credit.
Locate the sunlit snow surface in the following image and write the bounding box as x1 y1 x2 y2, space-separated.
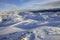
0 11 60 40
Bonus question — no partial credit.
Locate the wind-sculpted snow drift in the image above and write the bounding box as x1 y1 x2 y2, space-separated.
0 10 60 40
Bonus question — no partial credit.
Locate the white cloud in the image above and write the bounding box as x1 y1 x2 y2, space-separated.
19 0 60 10
0 0 60 11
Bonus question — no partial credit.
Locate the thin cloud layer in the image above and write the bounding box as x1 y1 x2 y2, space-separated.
0 0 60 11
44 1 60 8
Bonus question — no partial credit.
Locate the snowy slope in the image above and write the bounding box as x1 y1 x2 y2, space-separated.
0 10 60 40
0 26 25 35
30 26 60 40
1 26 60 40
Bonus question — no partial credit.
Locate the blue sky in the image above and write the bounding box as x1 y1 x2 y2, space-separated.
0 0 60 10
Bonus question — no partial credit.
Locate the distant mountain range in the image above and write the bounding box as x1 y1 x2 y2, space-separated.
30 8 60 13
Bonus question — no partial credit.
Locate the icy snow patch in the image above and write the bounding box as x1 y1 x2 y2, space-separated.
0 17 2 22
